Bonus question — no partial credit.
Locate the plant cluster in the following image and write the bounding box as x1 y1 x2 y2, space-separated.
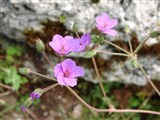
17 13 160 116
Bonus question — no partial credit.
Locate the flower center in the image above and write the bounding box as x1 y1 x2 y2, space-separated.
60 45 65 52
64 70 70 77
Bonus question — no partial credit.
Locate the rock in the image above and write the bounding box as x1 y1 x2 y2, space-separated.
1 0 159 43
1 0 160 86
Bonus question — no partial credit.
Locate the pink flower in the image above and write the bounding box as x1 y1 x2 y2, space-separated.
49 35 74 55
72 33 91 52
54 59 84 87
95 13 118 36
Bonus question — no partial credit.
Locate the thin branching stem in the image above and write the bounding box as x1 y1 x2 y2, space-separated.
65 86 160 115
30 71 56 82
42 51 52 66
42 83 59 93
133 26 157 54
133 35 150 54
96 50 129 57
30 70 160 115
91 57 113 108
128 39 133 53
104 40 131 55
138 62 160 96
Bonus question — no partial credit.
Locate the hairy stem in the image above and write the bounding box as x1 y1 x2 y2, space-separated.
96 50 129 57
138 63 160 96
91 57 113 108
133 35 150 54
128 39 133 53
30 71 57 82
42 51 52 66
66 86 160 115
133 26 157 54
104 40 130 55
42 83 59 93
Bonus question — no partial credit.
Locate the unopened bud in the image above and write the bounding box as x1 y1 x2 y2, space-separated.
36 39 45 52
18 68 30 75
131 59 139 69
72 23 79 33
20 98 33 112
84 50 97 58
150 31 159 38
91 34 104 44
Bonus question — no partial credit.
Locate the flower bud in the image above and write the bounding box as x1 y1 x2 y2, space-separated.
131 59 139 69
18 68 30 75
150 31 159 38
84 50 97 58
72 23 79 33
20 98 33 112
91 34 104 44
36 39 45 52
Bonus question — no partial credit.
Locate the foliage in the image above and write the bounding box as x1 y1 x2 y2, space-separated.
0 44 28 90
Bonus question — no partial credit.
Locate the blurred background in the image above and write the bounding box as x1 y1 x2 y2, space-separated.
0 0 160 120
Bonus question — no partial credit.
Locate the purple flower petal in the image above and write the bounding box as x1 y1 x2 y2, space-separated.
49 34 74 55
54 59 84 87
108 19 118 28
64 77 77 87
95 13 109 26
61 59 76 72
20 106 26 112
70 66 84 77
95 13 118 36
71 33 91 52
57 74 66 85
54 63 63 77
104 29 117 36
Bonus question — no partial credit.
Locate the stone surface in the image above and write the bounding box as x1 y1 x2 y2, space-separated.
1 0 160 86
1 0 159 42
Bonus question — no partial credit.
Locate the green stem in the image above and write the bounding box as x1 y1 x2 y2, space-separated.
104 40 131 55
96 50 129 57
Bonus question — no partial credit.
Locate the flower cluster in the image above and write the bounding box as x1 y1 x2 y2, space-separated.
21 12 118 112
49 13 118 87
49 33 90 55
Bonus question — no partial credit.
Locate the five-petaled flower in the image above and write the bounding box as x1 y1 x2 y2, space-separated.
54 59 84 87
72 33 91 52
30 92 41 101
49 35 74 55
95 13 118 36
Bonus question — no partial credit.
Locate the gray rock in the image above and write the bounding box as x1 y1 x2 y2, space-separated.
1 0 160 85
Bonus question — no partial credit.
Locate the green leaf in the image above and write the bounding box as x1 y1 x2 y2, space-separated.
59 15 66 23
3 66 28 90
84 50 97 58
6 45 23 56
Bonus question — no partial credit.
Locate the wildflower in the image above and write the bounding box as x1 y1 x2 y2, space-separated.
30 92 41 101
49 35 74 55
72 33 91 52
20 106 26 112
95 13 118 36
54 59 84 87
